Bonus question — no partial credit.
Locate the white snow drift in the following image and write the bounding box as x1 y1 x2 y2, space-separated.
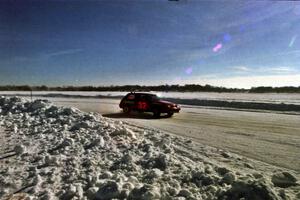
0 97 299 200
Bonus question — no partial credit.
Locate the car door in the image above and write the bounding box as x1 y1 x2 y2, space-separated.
137 94 149 111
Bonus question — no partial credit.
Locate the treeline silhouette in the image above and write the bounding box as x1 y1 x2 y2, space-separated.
247 86 300 93
0 85 300 93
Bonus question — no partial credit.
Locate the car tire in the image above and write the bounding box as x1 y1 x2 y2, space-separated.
167 112 174 117
123 106 130 114
153 109 160 118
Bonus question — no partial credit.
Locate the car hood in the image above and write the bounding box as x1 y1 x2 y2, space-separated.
156 100 177 106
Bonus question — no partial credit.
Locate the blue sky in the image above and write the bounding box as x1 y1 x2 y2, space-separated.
1 0 300 88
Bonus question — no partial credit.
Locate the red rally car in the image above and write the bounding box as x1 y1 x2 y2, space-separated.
119 92 180 118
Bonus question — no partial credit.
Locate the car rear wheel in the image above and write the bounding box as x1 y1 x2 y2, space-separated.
123 106 130 114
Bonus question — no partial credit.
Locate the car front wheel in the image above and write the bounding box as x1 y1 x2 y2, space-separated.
167 112 174 117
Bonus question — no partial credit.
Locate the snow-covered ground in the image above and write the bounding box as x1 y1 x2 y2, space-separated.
0 97 299 200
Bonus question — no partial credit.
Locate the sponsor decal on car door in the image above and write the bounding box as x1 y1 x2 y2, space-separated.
137 101 148 110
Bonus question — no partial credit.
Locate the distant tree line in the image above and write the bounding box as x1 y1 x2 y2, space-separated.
248 86 300 93
0 85 300 93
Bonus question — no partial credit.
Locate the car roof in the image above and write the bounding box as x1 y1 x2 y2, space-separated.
127 92 157 96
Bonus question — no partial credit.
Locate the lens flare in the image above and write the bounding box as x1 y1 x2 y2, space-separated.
239 25 246 32
213 43 222 52
289 35 297 47
223 33 231 42
174 76 182 83
185 67 193 75
293 3 300 15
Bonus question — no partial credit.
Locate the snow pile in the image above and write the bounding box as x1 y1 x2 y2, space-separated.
0 97 299 200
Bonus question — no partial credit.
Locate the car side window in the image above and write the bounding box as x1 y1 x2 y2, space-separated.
139 95 146 101
127 94 135 100
147 95 154 102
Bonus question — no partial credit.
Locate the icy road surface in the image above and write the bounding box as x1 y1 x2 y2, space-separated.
45 97 300 172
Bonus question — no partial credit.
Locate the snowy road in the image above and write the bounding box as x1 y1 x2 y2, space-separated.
46 97 300 172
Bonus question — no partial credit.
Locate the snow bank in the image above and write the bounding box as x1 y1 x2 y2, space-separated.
0 97 299 200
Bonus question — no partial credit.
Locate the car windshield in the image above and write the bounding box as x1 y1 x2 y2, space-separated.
149 94 159 101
